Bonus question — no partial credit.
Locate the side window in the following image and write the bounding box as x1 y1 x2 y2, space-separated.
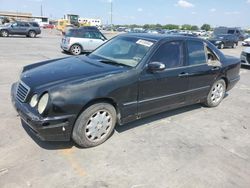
187 40 206 66
19 23 25 27
205 46 221 66
24 23 30 27
82 31 92 38
151 41 184 69
12 23 18 27
228 30 235 34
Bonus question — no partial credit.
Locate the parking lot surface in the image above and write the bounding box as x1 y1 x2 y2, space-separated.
0 30 250 188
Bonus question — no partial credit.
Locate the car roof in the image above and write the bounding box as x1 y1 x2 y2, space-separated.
120 33 202 42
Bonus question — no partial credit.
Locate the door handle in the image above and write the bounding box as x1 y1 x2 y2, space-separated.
178 72 189 77
211 67 220 71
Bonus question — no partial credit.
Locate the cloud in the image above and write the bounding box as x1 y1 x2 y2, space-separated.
225 11 240 15
247 0 250 3
137 8 143 12
210 8 216 12
191 11 196 15
176 0 194 8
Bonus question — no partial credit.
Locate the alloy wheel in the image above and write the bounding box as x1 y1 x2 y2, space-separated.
210 82 225 105
71 45 81 55
1 30 8 37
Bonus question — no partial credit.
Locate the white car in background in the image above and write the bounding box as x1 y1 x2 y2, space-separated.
240 47 250 66
242 37 250 46
61 26 107 55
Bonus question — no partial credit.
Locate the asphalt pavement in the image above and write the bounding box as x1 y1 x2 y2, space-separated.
0 29 250 188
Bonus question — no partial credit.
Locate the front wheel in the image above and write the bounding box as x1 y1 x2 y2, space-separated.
0 30 9 37
28 31 36 38
72 103 117 148
204 79 226 107
70 44 82 55
219 43 224 49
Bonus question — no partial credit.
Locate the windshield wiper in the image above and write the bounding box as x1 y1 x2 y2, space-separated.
98 59 131 67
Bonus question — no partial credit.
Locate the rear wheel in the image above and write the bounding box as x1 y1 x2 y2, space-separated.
0 30 9 37
70 44 82 55
72 103 117 148
28 30 36 38
204 79 226 107
232 43 237 48
219 43 224 49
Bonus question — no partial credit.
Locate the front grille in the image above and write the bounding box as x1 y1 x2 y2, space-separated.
16 81 30 103
247 54 250 64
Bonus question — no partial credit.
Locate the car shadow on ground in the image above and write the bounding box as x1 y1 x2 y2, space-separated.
61 51 90 56
241 65 250 69
21 101 228 150
115 103 203 133
1 36 42 39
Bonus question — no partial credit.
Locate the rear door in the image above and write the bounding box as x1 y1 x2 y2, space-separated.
184 39 221 102
138 40 189 117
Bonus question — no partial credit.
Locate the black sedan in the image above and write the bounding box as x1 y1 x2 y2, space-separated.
11 34 241 147
209 34 238 49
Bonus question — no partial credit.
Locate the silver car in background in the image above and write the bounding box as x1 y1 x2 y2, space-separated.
61 26 107 55
241 47 250 66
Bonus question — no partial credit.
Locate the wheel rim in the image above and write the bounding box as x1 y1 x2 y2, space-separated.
72 45 81 55
85 110 112 142
221 44 224 49
2 31 7 37
233 43 236 48
30 32 35 37
210 82 224 104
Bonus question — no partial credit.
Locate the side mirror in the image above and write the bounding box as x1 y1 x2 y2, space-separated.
147 62 166 72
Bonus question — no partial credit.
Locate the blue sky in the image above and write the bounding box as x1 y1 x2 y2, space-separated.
0 0 249 28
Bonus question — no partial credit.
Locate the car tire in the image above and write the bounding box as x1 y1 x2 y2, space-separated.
0 30 9 37
232 43 237 48
28 30 36 38
70 44 82 55
72 103 117 148
219 43 224 49
204 79 226 107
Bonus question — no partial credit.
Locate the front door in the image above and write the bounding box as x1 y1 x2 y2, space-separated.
138 40 189 117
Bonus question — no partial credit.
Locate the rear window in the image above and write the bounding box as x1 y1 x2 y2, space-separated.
30 22 39 27
65 29 84 37
187 40 206 65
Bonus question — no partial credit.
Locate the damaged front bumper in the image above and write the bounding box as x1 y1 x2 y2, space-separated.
11 83 76 141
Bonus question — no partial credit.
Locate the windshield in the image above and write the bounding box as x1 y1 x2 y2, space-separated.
89 36 155 67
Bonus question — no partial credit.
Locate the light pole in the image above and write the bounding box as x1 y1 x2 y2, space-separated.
110 0 113 31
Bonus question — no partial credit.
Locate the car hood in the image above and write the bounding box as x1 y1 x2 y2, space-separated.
242 47 250 53
244 38 250 42
21 56 129 89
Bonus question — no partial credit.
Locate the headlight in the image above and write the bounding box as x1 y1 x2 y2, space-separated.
215 41 221 44
37 93 49 114
29 94 38 107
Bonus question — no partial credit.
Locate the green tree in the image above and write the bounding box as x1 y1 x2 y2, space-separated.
162 24 179 30
191 25 199 31
201 24 211 31
181 24 192 30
